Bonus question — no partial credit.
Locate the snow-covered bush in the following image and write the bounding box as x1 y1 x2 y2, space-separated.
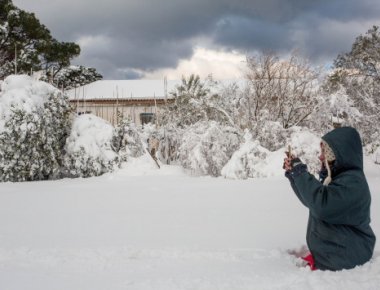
286 127 321 174
63 114 119 177
178 121 242 176
159 125 184 164
113 119 145 162
156 125 184 165
373 147 380 165
139 123 156 144
364 131 380 155
221 131 270 179
310 87 363 135
366 133 380 165
251 122 321 168
222 127 321 179
140 123 184 165
0 75 71 181
253 121 289 151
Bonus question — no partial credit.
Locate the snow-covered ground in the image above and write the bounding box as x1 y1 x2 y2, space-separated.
0 155 379 290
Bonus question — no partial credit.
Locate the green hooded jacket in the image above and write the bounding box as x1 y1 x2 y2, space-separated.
286 127 376 271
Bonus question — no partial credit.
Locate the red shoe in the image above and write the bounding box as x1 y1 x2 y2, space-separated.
302 253 317 271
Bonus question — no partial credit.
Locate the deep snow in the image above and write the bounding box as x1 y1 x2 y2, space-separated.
0 155 379 290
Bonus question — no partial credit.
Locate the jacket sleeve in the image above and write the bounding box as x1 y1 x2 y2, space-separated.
291 170 363 224
285 165 309 208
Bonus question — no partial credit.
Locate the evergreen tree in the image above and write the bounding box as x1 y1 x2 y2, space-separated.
40 65 103 90
327 25 380 145
40 40 80 80
0 0 80 79
163 74 233 127
163 74 210 127
334 25 380 82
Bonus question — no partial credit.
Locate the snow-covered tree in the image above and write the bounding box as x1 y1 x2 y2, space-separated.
63 114 119 178
334 26 380 83
310 86 362 135
162 74 211 127
245 51 320 129
162 74 235 128
327 25 380 145
1 0 102 90
178 121 242 177
0 75 71 181
209 81 246 128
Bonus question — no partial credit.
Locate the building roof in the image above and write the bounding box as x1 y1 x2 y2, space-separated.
65 79 247 101
66 80 181 101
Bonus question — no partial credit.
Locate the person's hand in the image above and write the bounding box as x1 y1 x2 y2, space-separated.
283 156 293 171
283 150 294 171
283 155 302 171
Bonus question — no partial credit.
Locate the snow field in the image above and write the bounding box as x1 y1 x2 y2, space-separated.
0 156 379 289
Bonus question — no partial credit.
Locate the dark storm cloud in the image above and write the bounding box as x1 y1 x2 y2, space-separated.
12 0 380 79
74 36 194 79
212 0 380 60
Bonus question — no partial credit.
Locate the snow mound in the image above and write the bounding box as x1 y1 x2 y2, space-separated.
1 74 35 91
116 154 186 177
0 75 58 130
63 114 119 177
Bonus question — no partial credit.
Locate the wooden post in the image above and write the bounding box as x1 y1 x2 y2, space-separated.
154 92 158 127
14 44 17 74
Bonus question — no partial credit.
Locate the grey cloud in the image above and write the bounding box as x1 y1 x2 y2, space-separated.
212 0 380 63
74 36 194 79
12 0 380 78
213 16 293 52
310 0 380 22
114 68 145 80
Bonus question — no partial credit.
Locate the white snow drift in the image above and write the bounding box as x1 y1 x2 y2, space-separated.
0 157 378 290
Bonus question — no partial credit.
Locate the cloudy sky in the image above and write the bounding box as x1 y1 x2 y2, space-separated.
13 0 380 79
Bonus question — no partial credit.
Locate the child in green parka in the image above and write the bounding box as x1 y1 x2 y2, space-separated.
284 127 376 271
